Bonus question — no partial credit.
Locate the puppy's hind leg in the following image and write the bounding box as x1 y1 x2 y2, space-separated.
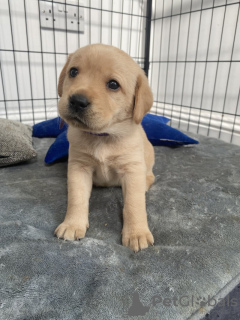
145 143 155 191
143 135 155 191
146 172 155 191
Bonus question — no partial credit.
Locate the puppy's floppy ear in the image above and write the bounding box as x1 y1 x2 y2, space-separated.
58 54 73 97
133 71 153 124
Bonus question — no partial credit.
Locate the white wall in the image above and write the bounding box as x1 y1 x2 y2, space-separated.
1 0 240 145
149 0 240 145
0 0 146 123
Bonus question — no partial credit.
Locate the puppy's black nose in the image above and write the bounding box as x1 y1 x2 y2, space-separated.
69 94 90 111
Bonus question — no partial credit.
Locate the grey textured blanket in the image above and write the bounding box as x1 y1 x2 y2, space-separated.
0 135 240 320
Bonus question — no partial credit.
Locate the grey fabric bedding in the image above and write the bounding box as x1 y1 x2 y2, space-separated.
0 119 37 167
0 135 240 320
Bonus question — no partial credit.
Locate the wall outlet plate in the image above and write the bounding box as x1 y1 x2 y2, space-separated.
39 1 84 33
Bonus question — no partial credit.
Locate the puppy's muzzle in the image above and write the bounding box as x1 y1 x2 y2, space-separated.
69 94 90 113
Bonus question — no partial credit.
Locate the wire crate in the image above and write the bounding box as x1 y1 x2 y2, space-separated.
0 0 239 145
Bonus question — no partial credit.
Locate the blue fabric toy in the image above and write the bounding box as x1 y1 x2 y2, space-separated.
32 114 198 164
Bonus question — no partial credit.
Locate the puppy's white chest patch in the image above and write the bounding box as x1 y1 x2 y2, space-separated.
99 163 110 180
93 163 119 186
92 145 109 163
90 140 121 186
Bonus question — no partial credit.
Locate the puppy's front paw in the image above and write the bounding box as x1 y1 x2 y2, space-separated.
54 222 88 241
122 229 154 252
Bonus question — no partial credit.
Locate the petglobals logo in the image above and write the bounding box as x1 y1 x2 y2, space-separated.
128 291 150 316
127 291 238 317
151 294 238 308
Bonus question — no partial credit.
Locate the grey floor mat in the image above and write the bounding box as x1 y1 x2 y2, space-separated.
0 134 240 320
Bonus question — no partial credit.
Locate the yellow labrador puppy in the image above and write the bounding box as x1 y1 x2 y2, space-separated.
55 44 155 252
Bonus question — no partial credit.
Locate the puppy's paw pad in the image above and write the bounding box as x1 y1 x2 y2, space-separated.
54 223 87 241
122 230 154 252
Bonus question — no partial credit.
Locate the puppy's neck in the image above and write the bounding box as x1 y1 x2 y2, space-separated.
83 131 109 137
81 119 139 140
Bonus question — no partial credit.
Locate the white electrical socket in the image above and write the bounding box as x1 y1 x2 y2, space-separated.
39 1 84 33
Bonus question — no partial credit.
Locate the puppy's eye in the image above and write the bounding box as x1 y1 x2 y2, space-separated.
107 80 120 91
69 68 78 78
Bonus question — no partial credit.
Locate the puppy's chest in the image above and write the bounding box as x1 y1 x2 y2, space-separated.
91 145 120 186
93 163 116 186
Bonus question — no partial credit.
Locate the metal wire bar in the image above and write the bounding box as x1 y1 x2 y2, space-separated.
143 0 152 76
7 0 21 121
0 49 69 55
230 88 240 143
149 0 157 88
51 0 58 121
195 1 216 134
155 0 165 113
3 49 238 63
0 98 57 103
162 0 174 118
39 0 147 18
187 0 204 131
0 61 7 118
65 0 68 55
136 0 143 65
170 0 183 121
152 1 240 21
153 100 240 118
218 3 240 138
149 60 240 63
78 0 80 48
207 1 227 136
178 0 193 128
119 0 124 49
37 0 47 120
23 0 35 123
128 0 134 56
89 0 91 44
110 0 113 45
100 0 102 44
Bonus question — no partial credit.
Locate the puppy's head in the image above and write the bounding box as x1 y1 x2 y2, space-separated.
58 44 153 132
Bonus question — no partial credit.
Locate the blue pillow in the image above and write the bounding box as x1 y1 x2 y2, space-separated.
33 115 198 164
32 117 68 138
44 131 69 164
141 114 198 146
